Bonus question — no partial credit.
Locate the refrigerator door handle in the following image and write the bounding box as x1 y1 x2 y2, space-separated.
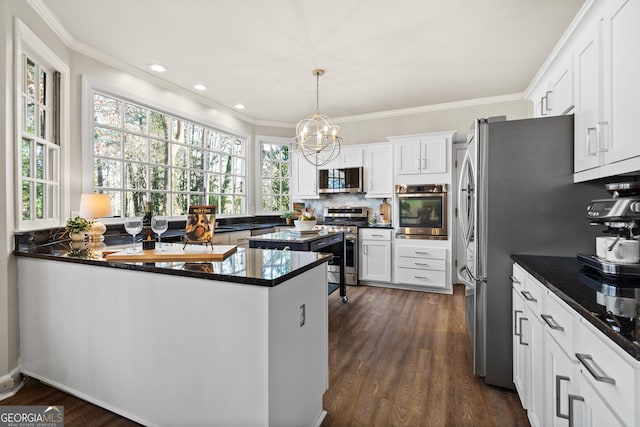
459 264 486 283
457 151 475 246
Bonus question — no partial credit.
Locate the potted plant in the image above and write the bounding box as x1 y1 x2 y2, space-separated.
280 211 296 225
65 216 93 242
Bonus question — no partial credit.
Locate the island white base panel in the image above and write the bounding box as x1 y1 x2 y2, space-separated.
17 258 328 427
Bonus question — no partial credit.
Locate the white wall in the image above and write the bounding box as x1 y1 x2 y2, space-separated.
0 0 533 383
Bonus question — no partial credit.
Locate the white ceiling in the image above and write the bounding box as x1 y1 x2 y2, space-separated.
36 0 585 125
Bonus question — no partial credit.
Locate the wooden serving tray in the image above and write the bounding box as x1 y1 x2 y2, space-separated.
105 245 237 262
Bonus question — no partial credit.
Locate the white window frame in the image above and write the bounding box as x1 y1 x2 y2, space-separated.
14 18 70 231
82 78 250 220
255 136 291 215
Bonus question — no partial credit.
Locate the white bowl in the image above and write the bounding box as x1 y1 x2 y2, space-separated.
293 219 317 231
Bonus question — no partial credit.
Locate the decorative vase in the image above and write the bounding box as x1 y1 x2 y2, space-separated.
286 218 293 225
69 232 86 242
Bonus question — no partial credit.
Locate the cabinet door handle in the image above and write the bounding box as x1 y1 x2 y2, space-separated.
509 275 521 284
422 157 426 169
518 317 529 345
363 245 368 256
540 95 547 116
521 290 537 302
567 394 584 427
416 158 421 169
545 90 554 111
586 127 598 156
556 375 571 419
514 309 523 336
541 314 565 331
597 121 609 152
575 353 616 384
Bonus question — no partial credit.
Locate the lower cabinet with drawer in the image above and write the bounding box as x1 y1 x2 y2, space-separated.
394 245 448 291
360 228 392 283
513 261 639 427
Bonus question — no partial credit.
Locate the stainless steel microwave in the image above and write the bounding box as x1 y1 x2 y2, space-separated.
318 167 364 193
396 184 448 239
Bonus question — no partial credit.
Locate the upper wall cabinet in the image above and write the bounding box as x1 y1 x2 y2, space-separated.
529 1 640 181
291 150 319 200
317 145 363 169
391 132 453 175
364 143 393 199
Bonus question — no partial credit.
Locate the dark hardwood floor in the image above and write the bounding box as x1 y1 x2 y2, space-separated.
1 284 528 427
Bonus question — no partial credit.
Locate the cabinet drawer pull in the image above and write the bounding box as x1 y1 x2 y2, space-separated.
414 276 428 280
518 317 529 346
414 251 430 255
541 314 565 331
509 275 521 284
575 353 616 384
556 375 570 419
371 234 384 237
520 290 537 302
514 309 523 336
568 394 584 427
414 262 430 267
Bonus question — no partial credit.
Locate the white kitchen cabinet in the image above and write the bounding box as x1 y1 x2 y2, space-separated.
394 245 447 290
228 230 251 249
574 18 604 174
601 0 640 165
364 144 393 198
359 228 392 283
394 136 446 175
530 58 574 118
317 145 363 169
513 261 640 427
291 150 319 199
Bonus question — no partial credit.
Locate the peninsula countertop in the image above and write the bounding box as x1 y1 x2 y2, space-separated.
13 237 331 287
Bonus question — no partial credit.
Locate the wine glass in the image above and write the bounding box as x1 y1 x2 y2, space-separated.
151 216 169 252
124 217 143 253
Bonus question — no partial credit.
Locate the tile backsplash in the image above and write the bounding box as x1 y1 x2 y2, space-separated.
300 194 393 222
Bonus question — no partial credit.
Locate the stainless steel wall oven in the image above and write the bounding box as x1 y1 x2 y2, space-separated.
396 184 448 239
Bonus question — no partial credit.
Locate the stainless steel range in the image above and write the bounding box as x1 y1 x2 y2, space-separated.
316 207 369 286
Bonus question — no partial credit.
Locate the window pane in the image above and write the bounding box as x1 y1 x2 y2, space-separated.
207 173 220 193
220 194 232 214
206 151 220 172
124 191 147 216
234 196 244 214
171 119 183 142
262 178 272 196
26 59 36 98
220 174 233 195
124 134 147 162
171 193 188 215
94 159 122 189
205 130 219 151
94 94 121 127
39 68 46 104
233 138 245 156
39 108 46 139
233 157 244 175
124 162 148 189
187 124 204 146
150 139 168 164
22 138 31 177
106 191 122 217
207 195 220 208
151 192 168 215
190 170 204 192
35 143 44 179
35 182 44 219
234 176 244 194
124 103 147 134
220 135 232 154
189 194 204 206
190 148 203 170
22 182 31 220
25 100 35 134
172 169 187 191
95 127 122 158
149 111 170 139
48 147 58 181
172 145 188 168
219 154 231 175
150 166 169 190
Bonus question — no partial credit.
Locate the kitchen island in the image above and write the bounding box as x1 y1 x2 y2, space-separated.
14 238 330 427
247 231 348 302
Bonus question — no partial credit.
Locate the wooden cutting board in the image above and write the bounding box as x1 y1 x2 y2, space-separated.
105 245 237 262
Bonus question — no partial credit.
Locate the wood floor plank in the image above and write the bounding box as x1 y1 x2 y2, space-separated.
1 284 528 426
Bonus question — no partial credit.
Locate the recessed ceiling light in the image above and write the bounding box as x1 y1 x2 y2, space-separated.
234 104 246 110
148 63 167 73
193 84 207 91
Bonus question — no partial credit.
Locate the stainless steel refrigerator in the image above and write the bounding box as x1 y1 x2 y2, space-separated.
457 115 607 389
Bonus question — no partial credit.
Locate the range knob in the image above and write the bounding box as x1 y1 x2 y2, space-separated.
631 201 640 213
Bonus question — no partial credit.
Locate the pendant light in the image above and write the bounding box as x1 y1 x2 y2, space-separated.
293 69 342 166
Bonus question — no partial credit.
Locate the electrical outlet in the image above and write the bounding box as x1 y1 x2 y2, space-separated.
299 304 305 327
0 377 14 392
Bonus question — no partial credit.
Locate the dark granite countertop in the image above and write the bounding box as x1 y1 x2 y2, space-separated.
14 238 331 287
246 230 343 244
512 254 640 360
359 224 393 229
